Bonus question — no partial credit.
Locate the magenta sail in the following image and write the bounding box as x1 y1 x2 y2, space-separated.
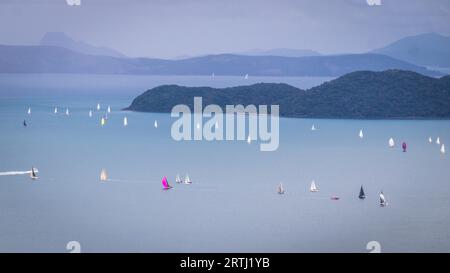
162 176 172 189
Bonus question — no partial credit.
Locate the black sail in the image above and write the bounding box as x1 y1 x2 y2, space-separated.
359 185 365 199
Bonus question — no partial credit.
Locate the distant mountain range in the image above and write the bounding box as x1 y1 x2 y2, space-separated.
40 32 126 58
126 70 450 119
372 32 450 68
237 48 321 57
0 44 441 77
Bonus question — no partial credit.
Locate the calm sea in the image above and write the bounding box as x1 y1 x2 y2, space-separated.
0 74 449 252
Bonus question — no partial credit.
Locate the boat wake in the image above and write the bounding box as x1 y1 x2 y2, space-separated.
0 170 38 176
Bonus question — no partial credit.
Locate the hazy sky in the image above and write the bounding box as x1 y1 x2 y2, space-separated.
0 0 449 58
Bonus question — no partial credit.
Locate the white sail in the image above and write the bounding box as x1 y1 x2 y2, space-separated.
441 144 446 155
97 103 101 111
379 191 386 206
310 180 318 192
247 135 251 144
429 137 433 143
100 169 108 181
277 183 285 194
107 106 111 113
154 120 158 128
101 117 106 126
54 107 58 114
184 174 192 184
27 107 31 115
65 108 69 116
244 74 249 79
175 174 182 183
123 116 128 127
389 138 395 148
359 129 364 139
89 110 93 117
437 137 441 145
311 124 316 131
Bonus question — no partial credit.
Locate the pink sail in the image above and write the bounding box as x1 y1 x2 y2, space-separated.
162 176 171 189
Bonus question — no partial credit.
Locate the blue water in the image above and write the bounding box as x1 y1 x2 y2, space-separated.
0 74 449 252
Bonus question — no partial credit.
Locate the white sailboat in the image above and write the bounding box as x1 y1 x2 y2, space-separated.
388 138 395 148
441 144 446 155
54 107 58 114
277 183 285 194
27 107 31 115
107 106 111 113
247 135 251 144
436 137 441 145
97 103 101 111
154 120 158 128
359 129 364 139
244 74 249 80
123 116 128 127
89 110 93 117
184 174 192 184
379 191 387 207
175 174 182 183
30 167 38 180
101 117 106 126
100 169 108 182
310 180 318 192
311 124 316 131
429 137 433 143
65 108 69 116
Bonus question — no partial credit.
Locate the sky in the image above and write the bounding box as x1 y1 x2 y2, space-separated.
0 0 449 59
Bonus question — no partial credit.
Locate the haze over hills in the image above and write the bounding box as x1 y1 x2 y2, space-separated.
126 70 450 119
40 32 126 58
237 48 321 57
0 44 441 77
372 33 450 68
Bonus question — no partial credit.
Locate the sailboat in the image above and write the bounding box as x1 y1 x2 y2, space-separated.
175 174 182 183
277 183 285 194
101 117 106 126
359 185 366 199
437 137 441 145
310 180 318 192
402 142 407 152
247 135 251 144
379 191 387 207
65 108 69 116
27 107 31 115
30 167 38 180
154 120 158 128
100 169 108 181
244 74 249 80
388 138 395 148
311 124 316 131
441 144 446 155
89 110 93 117
97 103 101 111
429 137 433 143
184 174 192 184
54 107 58 114
162 176 172 190
107 106 111 113
123 116 128 127
23 120 27 127
359 129 364 139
